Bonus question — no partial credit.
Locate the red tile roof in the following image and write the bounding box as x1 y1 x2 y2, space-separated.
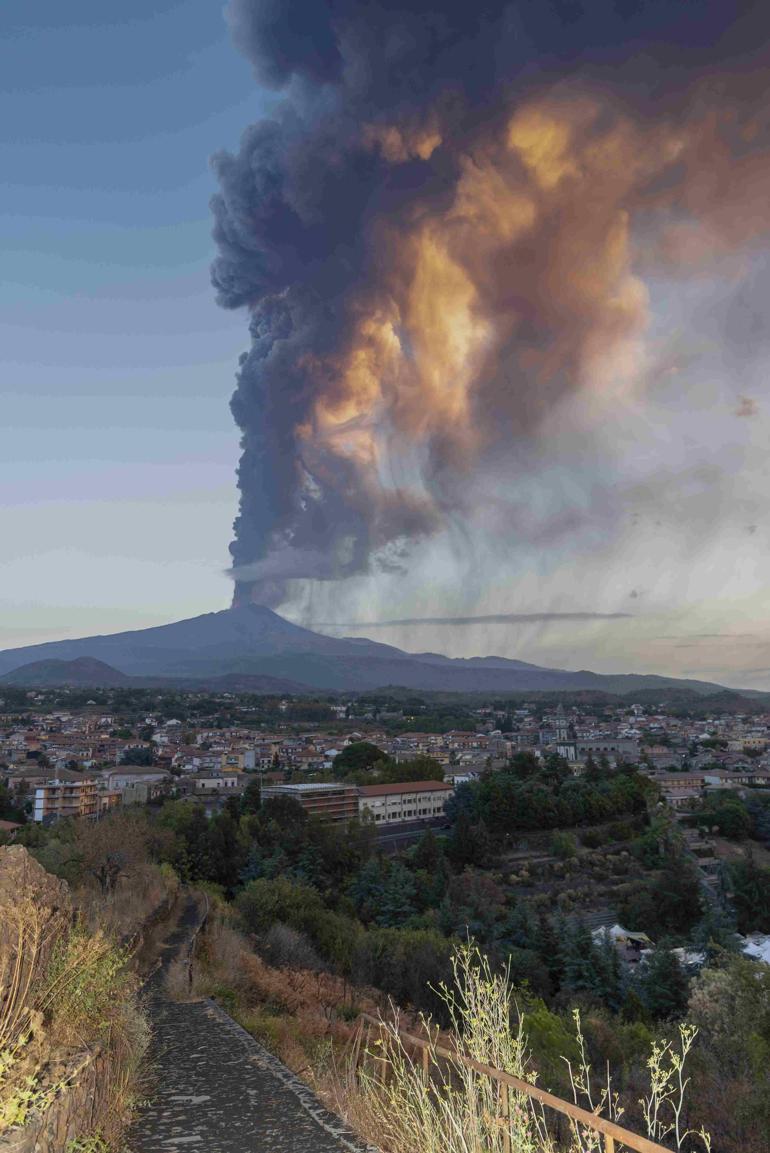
358 780 453 797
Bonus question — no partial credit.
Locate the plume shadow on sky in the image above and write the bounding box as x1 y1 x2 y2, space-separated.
316 612 633 628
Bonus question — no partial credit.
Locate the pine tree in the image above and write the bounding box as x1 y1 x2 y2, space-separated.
591 931 624 1011
561 920 598 995
413 827 442 872
729 850 770 933
693 900 741 960
638 944 689 1019
378 861 418 927
536 912 566 990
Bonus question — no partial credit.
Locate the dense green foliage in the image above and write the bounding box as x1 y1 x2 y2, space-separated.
688 954 770 1150
618 841 704 937
729 853 770 934
333 742 445 785
448 754 649 840
333 742 386 774
691 790 753 838
0 781 26 823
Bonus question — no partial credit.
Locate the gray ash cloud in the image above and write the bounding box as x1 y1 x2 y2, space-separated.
212 1 770 608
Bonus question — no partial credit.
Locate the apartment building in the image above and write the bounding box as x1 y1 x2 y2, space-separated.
33 778 99 823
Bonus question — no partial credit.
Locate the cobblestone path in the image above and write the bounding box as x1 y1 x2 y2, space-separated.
129 898 375 1153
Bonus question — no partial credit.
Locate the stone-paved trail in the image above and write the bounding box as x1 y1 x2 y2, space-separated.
129 897 375 1153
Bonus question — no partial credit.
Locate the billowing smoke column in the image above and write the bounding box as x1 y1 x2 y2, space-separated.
212 0 770 608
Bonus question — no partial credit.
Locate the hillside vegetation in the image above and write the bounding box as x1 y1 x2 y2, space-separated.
0 847 151 1149
5 755 770 1150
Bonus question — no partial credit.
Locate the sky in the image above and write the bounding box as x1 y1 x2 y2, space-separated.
3 2 770 690
1 1 265 648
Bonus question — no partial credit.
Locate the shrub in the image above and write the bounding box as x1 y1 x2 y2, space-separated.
550 831 577 860
352 927 451 1017
237 877 361 972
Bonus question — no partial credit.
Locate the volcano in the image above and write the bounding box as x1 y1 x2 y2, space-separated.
0 604 732 696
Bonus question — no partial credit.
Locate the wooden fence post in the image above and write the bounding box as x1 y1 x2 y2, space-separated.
500 1082 511 1153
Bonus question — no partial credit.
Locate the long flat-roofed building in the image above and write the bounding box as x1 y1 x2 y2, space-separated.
358 780 454 826
261 781 360 823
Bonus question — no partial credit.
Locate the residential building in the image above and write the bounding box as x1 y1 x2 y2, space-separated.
33 778 99 823
188 771 245 795
650 771 705 808
105 766 171 791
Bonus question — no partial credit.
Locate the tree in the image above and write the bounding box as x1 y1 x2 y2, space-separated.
237 877 360 972
535 912 565 990
67 808 159 894
561 920 599 997
747 793 770 845
592 931 624 1011
638 944 688 1019
412 827 444 872
157 800 210 880
351 926 451 1017
350 857 388 924
443 867 505 940
260 795 308 835
687 955 770 1149
333 742 386 775
694 792 752 839
693 901 742 960
621 842 703 938
541 753 571 788
651 845 703 934
509 751 540 779
0 782 26 825
379 756 444 783
120 746 153 766
242 776 262 815
202 810 248 892
378 861 418 927
446 812 490 869
729 852 770 933
550 830 577 860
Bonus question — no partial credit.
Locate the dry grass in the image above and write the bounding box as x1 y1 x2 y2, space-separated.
0 895 63 1130
0 854 150 1146
75 860 180 943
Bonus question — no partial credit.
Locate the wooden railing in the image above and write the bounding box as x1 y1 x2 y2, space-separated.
354 1013 672 1153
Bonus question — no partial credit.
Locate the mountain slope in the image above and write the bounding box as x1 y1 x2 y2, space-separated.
0 605 729 695
0 657 131 687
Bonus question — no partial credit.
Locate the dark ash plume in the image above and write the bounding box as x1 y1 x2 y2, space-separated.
212 1 770 608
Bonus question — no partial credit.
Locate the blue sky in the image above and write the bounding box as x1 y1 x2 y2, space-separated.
1 1 268 647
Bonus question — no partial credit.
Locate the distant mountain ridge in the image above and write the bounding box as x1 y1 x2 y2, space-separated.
0 604 731 696
0 657 131 688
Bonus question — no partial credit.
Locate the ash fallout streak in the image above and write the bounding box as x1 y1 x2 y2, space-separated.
211 1 770 619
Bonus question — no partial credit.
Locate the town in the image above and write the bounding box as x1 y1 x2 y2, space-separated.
2 685 770 828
